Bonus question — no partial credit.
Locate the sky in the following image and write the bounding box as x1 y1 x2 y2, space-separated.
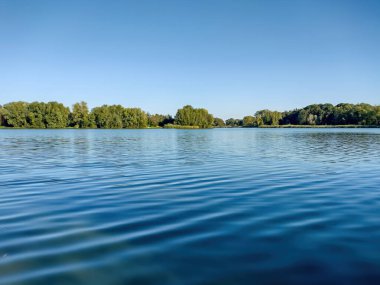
0 0 379 119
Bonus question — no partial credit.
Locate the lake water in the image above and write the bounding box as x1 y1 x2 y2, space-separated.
1 129 380 284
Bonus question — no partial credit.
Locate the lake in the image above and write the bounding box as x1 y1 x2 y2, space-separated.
1 129 380 285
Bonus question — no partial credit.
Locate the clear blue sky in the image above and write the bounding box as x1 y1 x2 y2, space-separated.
1 0 379 119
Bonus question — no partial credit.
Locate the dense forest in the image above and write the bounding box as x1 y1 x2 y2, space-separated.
0 101 379 128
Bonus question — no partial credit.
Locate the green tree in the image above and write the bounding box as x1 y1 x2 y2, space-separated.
148 114 174 127
255 110 282 125
44 102 70 128
71 101 90 128
333 103 356 125
213 117 225 127
147 113 161 127
376 106 380 125
175 105 214 128
2 101 29 127
27 102 47 128
91 105 122 128
0 105 6 127
243 116 257 127
108 105 124 128
91 105 110 128
123 108 148 128
225 118 242 127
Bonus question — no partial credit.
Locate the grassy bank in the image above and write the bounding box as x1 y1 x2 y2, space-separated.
163 124 200 129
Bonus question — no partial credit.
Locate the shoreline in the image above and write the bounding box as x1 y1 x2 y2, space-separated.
256 125 380 128
1 125 379 130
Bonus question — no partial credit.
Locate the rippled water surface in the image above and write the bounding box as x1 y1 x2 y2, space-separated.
1 129 380 285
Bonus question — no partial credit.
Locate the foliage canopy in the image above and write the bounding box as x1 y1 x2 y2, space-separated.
0 102 379 128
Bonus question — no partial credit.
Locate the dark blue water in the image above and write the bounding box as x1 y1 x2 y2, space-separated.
1 129 380 285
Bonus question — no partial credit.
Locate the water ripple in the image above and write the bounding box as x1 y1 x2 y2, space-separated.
1 129 380 284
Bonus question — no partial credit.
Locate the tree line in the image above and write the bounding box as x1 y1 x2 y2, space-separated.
0 102 215 128
235 103 380 127
0 101 379 128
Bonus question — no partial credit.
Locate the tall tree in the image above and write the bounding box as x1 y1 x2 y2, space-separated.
123 108 148 128
27 102 47 128
2 101 29 127
243 116 257 127
44 102 70 128
175 105 214 128
71 101 90 128
255 110 282 125
91 105 123 128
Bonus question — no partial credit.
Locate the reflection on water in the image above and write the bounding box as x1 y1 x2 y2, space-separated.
1 129 380 284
